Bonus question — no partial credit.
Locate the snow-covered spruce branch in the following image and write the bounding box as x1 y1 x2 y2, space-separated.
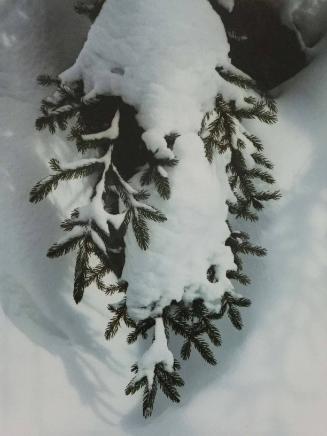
35 75 85 133
201 69 280 223
140 150 179 200
30 0 280 418
30 109 167 303
125 317 183 418
104 66 279 416
115 291 251 416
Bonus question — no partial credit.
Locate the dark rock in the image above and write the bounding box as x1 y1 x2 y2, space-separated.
209 0 307 90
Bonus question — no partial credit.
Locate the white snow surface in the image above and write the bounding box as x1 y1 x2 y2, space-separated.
59 0 230 159
124 133 235 320
1 1 327 435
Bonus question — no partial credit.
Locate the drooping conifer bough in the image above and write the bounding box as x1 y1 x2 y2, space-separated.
30 0 280 417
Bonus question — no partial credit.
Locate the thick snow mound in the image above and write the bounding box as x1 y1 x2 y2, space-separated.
124 133 235 320
60 0 230 158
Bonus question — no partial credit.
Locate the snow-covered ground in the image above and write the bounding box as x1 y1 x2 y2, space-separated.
1 1 326 435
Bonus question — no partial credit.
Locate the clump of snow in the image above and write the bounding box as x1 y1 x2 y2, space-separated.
59 0 231 159
133 318 174 387
124 133 236 320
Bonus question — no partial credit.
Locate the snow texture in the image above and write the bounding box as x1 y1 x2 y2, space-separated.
124 134 235 320
1 0 327 435
59 0 240 320
59 0 231 159
133 318 174 387
283 0 327 47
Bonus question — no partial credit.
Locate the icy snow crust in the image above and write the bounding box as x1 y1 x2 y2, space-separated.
60 0 236 320
60 0 230 159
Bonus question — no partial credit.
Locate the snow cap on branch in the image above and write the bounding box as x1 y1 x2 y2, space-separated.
59 0 230 159
81 110 120 141
134 317 174 388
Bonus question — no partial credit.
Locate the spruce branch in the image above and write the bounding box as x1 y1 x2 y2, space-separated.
216 66 257 91
227 305 243 330
226 270 251 286
235 100 277 124
30 158 103 203
32 50 280 418
140 155 178 199
251 152 273 169
192 336 217 365
74 237 90 303
127 318 155 344
36 79 85 133
37 74 61 88
47 232 85 258
104 280 128 296
105 162 167 250
126 319 183 418
85 262 109 287
202 67 279 228
243 133 264 152
105 298 135 340
200 77 280 225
